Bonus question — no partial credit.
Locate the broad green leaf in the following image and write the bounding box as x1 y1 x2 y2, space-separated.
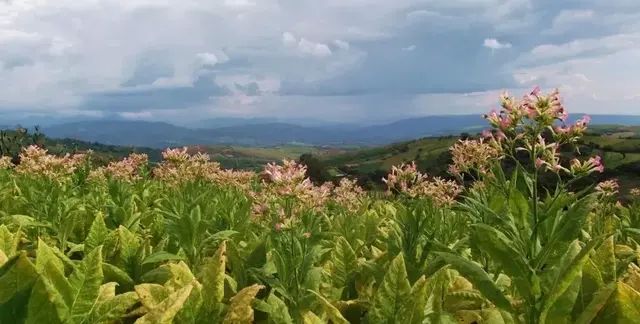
102 262 135 291
546 241 582 324
142 251 185 265
331 236 357 290
547 196 593 249
25 277 68 324
0 252 38 303
222 284 264 324
35 238 65 275
26 241 77 324
425 267 451 314
435 252 513 312
401 275 428 324
508 185 530 231
308 290 349 324
591 282 640 323
480 309 516 324
0 225 18 257
592 236 616 284
368 253 412 323
539 237 604 324
134 284 194 324
471 224 533 300
85 213 109 253
199 241 226 312
88 291 139 323
69 246 104 321
0 249 7 267
266 293 293 324
575 283 616 324
302 311 324 324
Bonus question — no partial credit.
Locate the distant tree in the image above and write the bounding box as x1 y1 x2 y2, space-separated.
460 132 470 140
298 153 331 184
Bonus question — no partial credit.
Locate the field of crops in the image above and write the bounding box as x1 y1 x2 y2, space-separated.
2 89 640 323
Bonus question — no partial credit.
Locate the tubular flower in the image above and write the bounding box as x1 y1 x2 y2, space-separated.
630 188 640 197
384 162 462 206
570 155 604 175
595 179 619 197
449 138 503 177
383 162 424 193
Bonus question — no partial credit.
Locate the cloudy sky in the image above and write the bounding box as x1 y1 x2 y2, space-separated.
2 0 640 125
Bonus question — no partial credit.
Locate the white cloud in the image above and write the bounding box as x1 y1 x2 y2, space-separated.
402 45 416 51
334 39 350 50
282 32 297 47
483 38 512 50
1 0 640 121
196 52 220 67
520 32 640 63
298 38 332 57
282 32 332 57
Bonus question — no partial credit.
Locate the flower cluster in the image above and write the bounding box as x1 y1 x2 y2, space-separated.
15 145 87 179
384 162 462 206
252 159 337 228
569 155 604 175
153 147 221 185
449 138 503 178
260 159 313 196
480 87 602 176
332 178 366 212
595 179 620 197
89 153 148 183
208 169 256 191
0 156 13 169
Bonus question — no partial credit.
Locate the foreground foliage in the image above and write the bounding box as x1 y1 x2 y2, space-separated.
1 88 640 323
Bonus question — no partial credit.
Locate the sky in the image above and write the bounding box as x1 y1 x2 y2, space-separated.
1 0 640 125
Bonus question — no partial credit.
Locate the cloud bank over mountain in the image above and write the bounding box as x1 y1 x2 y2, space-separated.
2 0 640 124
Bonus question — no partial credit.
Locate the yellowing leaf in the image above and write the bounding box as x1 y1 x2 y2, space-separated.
85 213 109 253
308 290 348 324
401 275 428 324
97 282 118 303
302 311 325 324
593 236 616 284
0 249 7 267
368 253 412 323
135 284 194 324
199 241 226 310
222 284 264 324
164 261 196 291
0 225 19 257
89 291 139 323
591 282 640 323
0 252 38 303
135 284 170 309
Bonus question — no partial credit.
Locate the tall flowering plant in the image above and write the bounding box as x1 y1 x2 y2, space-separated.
439 88 610 324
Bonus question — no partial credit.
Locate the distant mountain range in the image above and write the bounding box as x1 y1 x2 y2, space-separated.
30 114 640 148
